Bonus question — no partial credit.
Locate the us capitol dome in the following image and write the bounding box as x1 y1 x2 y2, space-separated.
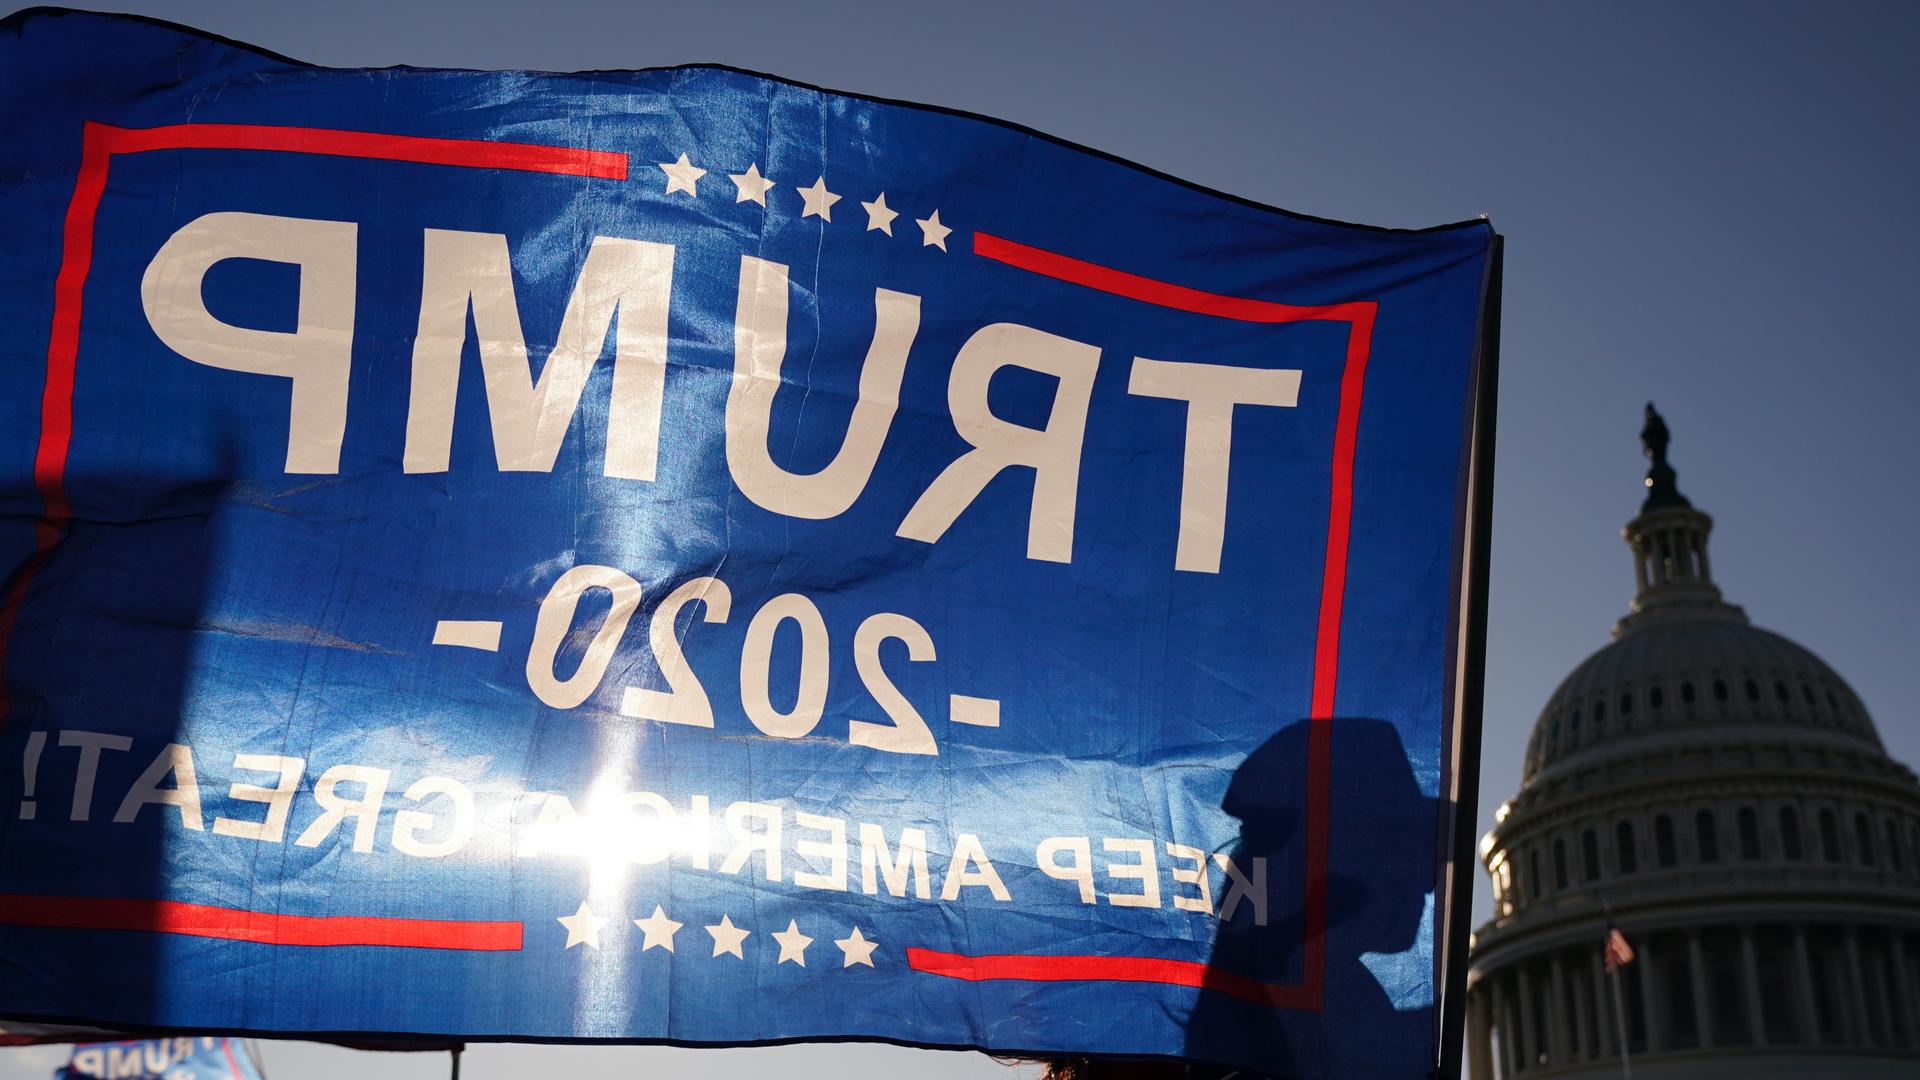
1463 406 1920 1078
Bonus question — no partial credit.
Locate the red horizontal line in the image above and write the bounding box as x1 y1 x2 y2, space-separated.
905 947 1316 1010
972 231 1371 327
97 121 629 180
0 894 522 951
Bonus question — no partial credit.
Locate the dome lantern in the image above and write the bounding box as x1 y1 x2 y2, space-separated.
1617 403 1743 635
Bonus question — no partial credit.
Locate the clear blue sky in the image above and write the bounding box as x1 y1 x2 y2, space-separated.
4 2 1916 1077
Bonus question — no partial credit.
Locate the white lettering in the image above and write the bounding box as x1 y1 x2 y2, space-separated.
211 753 305 843
294 764 391 852
727 255 920 518
57 729 131 821
404 230 674 478
140 211 357 473
1214 852 1268 925
1036 836 1096 904
897 323 1100 563
791 811 848 891
1102 836 1161 908
719 800 782 880
1127 357 1301 573
1166 842 1213 913
940 832 1011 901
112 743 204 830
859 822 931 899
390 776 474 858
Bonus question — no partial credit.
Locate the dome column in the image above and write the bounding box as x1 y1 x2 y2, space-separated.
1465 991 1493 1080
1549 955 1572 1064
1637 936 1665 1052
1846 927 1871 1045
1739 928 1767 1047
1516 965 1540 1067
1573 957 1597 1060
1687 931 1714 1049
1791 924 1820 1046
1894 933 1917 1046
1589 952 1615 1059
1493 976 1517 1075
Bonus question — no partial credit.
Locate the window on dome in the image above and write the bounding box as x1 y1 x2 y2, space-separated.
1681 681 1695 704
1530 848 1542 899
1819 809 1841 862
1774 680 1789 703
1780 807 1803 861
1619 692 1633 717
1696 809 1719 863
1713 679 1728 703
1582 829 1601 882
1594 701 1607 726
1738 807 1762 861
1825 689 1838 710
1854 813 1876 867
1744 679 1760 702
1801 684 1815 706
1554 839 1570 890
1571 708 1581 733
1656 815 1677 868
1886 821 1904 873
1650 686 1664 709
1618 821 1638 874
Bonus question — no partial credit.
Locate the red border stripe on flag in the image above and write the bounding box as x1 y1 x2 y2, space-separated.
0 894 524 951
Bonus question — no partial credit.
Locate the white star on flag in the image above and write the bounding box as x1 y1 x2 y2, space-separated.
658 153 706 197
861 193 899 235
916 210 952 251
557 901 609 950
797 176 841 221
835 926 879 968
729 163 775 206
633 905 682 953
772 919 813 966
706 914 750 958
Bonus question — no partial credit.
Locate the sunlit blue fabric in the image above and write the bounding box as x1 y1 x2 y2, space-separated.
0 10 1494 1077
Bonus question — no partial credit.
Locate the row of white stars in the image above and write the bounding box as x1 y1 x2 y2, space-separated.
657 153 954 251
558 901 879 968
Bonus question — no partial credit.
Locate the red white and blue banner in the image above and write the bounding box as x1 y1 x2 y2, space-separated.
55 1040 263 1080
0 9 1497 1077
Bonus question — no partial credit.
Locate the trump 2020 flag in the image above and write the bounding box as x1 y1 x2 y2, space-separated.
56 1040 264 1080
0 9 1498 1077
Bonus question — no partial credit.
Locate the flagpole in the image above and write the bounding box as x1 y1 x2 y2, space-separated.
1609 968 1633 1080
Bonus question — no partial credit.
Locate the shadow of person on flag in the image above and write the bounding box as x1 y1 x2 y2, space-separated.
1182 716 1439 1079
0 420 237 1035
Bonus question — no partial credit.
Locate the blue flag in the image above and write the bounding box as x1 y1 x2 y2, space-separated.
56 1039 263 1080
0 9 1496 1077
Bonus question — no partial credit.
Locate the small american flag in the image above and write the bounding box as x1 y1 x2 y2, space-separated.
1604 923 1636 972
